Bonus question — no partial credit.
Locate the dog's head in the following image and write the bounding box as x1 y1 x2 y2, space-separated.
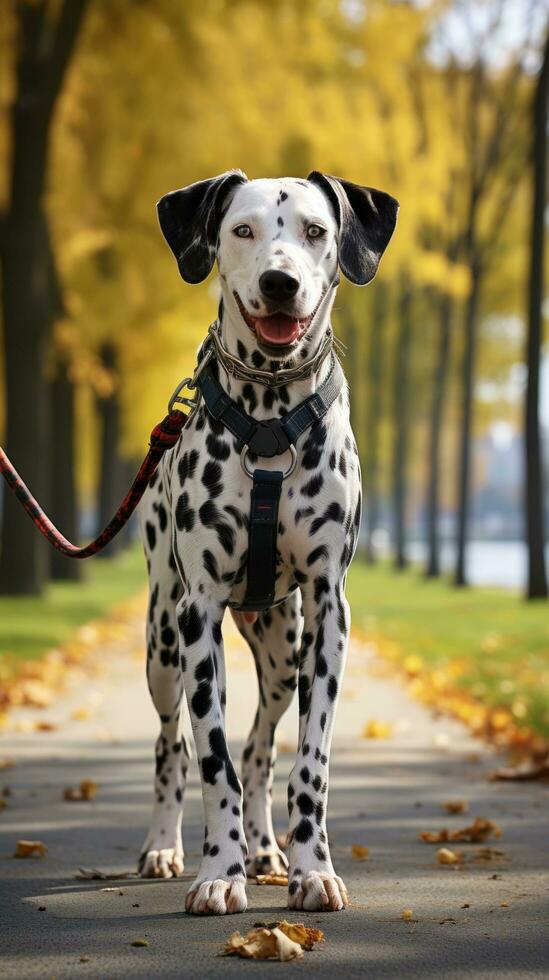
158 171 398 358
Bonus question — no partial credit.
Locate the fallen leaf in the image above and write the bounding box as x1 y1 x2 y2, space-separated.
500 902 509 907
420 817 501 845
131 939 149 948
277 920 323 950
34 721 57 732
223 921 323 960
224 927 302 961
63 779 98 802
489 757 549 782
436 848 462 865
401 909 414 921
461 903 470 909
474 847 506 862
0 799 7 812
351 845 370 861
71 707 92 721
0 758 14 770
442 800 469 815
14 839 47 858
362 720 394 740
75 868 137 880
255 874 288 886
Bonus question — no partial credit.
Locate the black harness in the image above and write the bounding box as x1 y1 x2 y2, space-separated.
196 352 345 612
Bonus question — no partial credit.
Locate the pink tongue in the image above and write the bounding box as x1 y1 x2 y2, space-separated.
255 314 300 345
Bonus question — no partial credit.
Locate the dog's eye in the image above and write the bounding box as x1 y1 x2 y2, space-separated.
307 224 326 241
233 224 253 239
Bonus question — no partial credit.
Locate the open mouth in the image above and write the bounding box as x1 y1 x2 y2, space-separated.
234 293 319 349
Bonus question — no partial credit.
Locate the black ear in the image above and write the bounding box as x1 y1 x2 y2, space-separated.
307 171 399 285
157 169 248 283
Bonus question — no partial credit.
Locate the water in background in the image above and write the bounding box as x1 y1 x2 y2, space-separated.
405 540 549 590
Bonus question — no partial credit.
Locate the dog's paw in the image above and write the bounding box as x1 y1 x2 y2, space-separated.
138 846 184 879
246 847 288 878
288 870 349 911
185 878 247 915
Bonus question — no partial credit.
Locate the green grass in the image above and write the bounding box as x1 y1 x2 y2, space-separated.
0 545 146 667
347 560 549 738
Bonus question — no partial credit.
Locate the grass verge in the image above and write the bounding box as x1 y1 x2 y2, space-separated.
0 544 146 669
347 560 549 747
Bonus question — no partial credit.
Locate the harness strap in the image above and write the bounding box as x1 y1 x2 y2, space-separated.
197 354 344 458
234 469 284 612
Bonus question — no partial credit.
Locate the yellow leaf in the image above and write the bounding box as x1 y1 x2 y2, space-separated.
14 840 47 858
362 720 393 740
351 845 370 861
436 848 461 865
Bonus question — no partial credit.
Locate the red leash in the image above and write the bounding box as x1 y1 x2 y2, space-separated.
0 410 187 558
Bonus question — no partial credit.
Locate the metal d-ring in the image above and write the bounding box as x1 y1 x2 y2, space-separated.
240 444 297 480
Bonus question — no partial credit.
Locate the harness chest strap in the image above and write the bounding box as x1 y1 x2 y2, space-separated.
196 354 345 612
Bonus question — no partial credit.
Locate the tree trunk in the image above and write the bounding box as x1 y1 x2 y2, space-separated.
50 359 81 581
0 0 89 595
454 268 481 587
96 344 129 557
524 32 549 600
392 283 413 570
425 291 453 578
364 285 386 563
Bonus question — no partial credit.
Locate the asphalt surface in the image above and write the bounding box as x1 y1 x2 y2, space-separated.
0 610 548 979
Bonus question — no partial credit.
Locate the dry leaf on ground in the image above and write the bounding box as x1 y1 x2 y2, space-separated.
489 756 549 782
14 839 47 858
256 874 288 886
473 847 506 862
401 909 414 921
420 816 501 845
131 939 149 948
0 758 14 770
75 868 137 880
442 800 469 814
224 927 302 961
436 847 462 865
223 920 323 960
351 845 370 861
63 779 98 802
362 720 394 740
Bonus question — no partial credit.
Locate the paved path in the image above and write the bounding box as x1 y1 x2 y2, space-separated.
0 610 548 978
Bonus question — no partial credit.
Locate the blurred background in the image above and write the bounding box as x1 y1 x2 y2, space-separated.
0 1 548 745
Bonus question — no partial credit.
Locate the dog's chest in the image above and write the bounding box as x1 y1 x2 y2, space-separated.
164 397 360 602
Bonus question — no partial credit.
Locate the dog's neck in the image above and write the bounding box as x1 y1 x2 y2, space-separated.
214 300 339 421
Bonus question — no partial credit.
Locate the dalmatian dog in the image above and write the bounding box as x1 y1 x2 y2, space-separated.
138 171 398 914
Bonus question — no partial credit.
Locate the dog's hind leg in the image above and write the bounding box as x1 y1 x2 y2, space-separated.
235 593 302 877
138 474 190 879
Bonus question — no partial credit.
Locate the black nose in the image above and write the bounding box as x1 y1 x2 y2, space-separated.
259 269 299 302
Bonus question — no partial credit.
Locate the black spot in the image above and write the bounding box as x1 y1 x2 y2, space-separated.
294 818 314 843
206 433 230 461
227 862 245 877
277 216 284 227
202 461 223 498
203 549 219 581
175 492 195 532
178 603 205 646
327 675 338 701
301 473 324 498
307 544 329 566
310 502 344 536
178 449 200 486
145 521 156 551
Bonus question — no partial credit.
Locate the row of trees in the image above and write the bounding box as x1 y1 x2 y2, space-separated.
0 0 547 598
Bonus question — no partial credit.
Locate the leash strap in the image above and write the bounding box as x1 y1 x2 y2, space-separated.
234 469 284 612
0 410 186 558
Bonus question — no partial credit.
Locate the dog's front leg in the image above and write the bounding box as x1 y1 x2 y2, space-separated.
177 590 248 915
286 578 350 911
